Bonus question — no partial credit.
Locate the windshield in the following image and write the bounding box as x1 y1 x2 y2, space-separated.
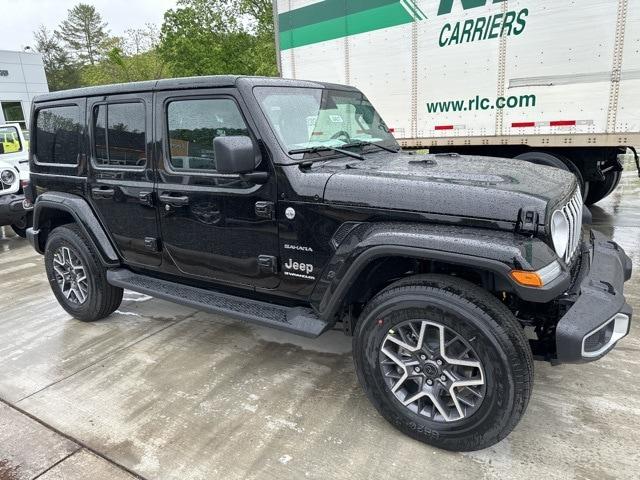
254 87 398 156
0 125 22 154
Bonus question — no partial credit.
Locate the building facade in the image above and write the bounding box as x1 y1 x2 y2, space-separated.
0 50 49 131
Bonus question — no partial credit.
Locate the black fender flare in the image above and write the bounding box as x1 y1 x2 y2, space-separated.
30 191 119 266
310 222 570 321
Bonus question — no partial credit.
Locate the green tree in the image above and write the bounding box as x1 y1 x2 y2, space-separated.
59 3 109 65
159 0 277 78
239 0 274 34
33 25 82 91
81 27 167 86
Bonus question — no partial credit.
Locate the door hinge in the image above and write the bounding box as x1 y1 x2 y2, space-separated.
139 191 154 207
144 237 160 252
258 255 278 274
255 201 275 219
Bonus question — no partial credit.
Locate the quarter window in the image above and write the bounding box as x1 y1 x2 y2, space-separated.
94 103 146 168
36 105 82 165
167 98 249 172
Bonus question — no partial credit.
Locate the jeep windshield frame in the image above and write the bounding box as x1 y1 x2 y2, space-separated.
253 86 399 163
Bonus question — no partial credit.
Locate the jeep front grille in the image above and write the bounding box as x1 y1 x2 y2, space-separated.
561 188 583 263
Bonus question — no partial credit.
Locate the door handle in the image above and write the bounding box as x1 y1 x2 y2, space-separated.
92 186 115 199
159 193 189 206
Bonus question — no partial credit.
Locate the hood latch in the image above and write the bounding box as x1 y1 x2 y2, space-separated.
517 209 539 234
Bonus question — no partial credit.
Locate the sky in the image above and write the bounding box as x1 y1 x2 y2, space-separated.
2 0 179 51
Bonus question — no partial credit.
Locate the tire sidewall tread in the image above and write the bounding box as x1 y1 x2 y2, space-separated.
44 224 122 322
353 274 533 451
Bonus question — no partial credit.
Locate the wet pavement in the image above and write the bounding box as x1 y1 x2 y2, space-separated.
0 164 638 480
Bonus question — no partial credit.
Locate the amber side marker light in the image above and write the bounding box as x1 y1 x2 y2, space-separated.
510 270 544 287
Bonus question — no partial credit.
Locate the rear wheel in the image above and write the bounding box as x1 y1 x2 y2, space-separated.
45 224 123 321
353 275 533 451
585 170 622 205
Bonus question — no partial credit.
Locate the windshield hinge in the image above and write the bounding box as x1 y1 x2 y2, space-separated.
258 255 278 273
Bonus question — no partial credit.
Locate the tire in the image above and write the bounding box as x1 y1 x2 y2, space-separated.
585 170 621 206
514 151 589 201
45 224 123 322
11 212 32 238
353 275 533 452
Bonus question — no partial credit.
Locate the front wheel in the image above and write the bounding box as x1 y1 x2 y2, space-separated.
353 275 533 451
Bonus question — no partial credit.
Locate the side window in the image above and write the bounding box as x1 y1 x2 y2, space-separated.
167 98 249 172
93 102 146 168
35 105 82 165
0 125 22 154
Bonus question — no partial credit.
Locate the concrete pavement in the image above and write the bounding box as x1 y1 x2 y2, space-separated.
0 165 638 479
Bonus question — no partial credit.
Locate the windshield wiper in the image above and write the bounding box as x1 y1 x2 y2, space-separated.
287 146 365 161
343 140 401 153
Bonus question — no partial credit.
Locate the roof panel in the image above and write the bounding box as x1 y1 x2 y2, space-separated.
33 75 359 103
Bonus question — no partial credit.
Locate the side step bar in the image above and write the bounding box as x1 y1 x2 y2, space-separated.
106 269 329 338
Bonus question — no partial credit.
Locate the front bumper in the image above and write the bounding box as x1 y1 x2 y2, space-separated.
555 230 633 363
0 193 30 226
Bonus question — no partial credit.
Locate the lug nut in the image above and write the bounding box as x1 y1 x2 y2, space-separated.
426 379 433 386
440 375 447 382
419 354 427 361
436 359 443 366
413 366 421 373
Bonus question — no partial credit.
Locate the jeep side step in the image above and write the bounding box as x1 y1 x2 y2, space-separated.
106 269 329 337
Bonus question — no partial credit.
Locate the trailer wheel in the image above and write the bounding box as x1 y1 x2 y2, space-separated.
514 152 589 201
585 170 621 206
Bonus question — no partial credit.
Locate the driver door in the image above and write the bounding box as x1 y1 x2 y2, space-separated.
154 89 279 289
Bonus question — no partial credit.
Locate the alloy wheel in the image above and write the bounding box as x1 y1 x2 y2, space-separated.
52 246 89 305
379 319 486 422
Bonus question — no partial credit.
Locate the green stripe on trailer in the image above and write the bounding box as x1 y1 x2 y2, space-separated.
400 0 427 21
279 0 399 31
279 1 425 50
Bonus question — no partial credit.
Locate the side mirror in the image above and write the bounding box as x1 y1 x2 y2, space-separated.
213 136 255 174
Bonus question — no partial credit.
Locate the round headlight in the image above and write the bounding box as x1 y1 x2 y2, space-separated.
1 169 16 185
551 209 569 259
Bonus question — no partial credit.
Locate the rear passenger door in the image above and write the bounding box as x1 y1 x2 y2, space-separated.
87 93 161 267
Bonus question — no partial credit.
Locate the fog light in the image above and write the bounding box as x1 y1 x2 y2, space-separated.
581 313 630 358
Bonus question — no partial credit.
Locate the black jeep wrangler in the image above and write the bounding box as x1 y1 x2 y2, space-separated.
26 76 632 451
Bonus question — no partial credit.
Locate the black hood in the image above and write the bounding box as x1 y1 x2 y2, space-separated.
322 152 576 224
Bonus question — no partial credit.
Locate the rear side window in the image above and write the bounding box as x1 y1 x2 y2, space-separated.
167 98 249 172
94 102 146 168
35 105 82 165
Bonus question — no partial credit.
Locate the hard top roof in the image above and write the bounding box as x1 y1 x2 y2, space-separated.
33 75 359 103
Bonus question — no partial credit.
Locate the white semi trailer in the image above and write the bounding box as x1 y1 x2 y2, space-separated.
274 0 640 204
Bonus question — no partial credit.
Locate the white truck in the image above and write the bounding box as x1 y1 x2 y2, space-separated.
274 0 640 204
